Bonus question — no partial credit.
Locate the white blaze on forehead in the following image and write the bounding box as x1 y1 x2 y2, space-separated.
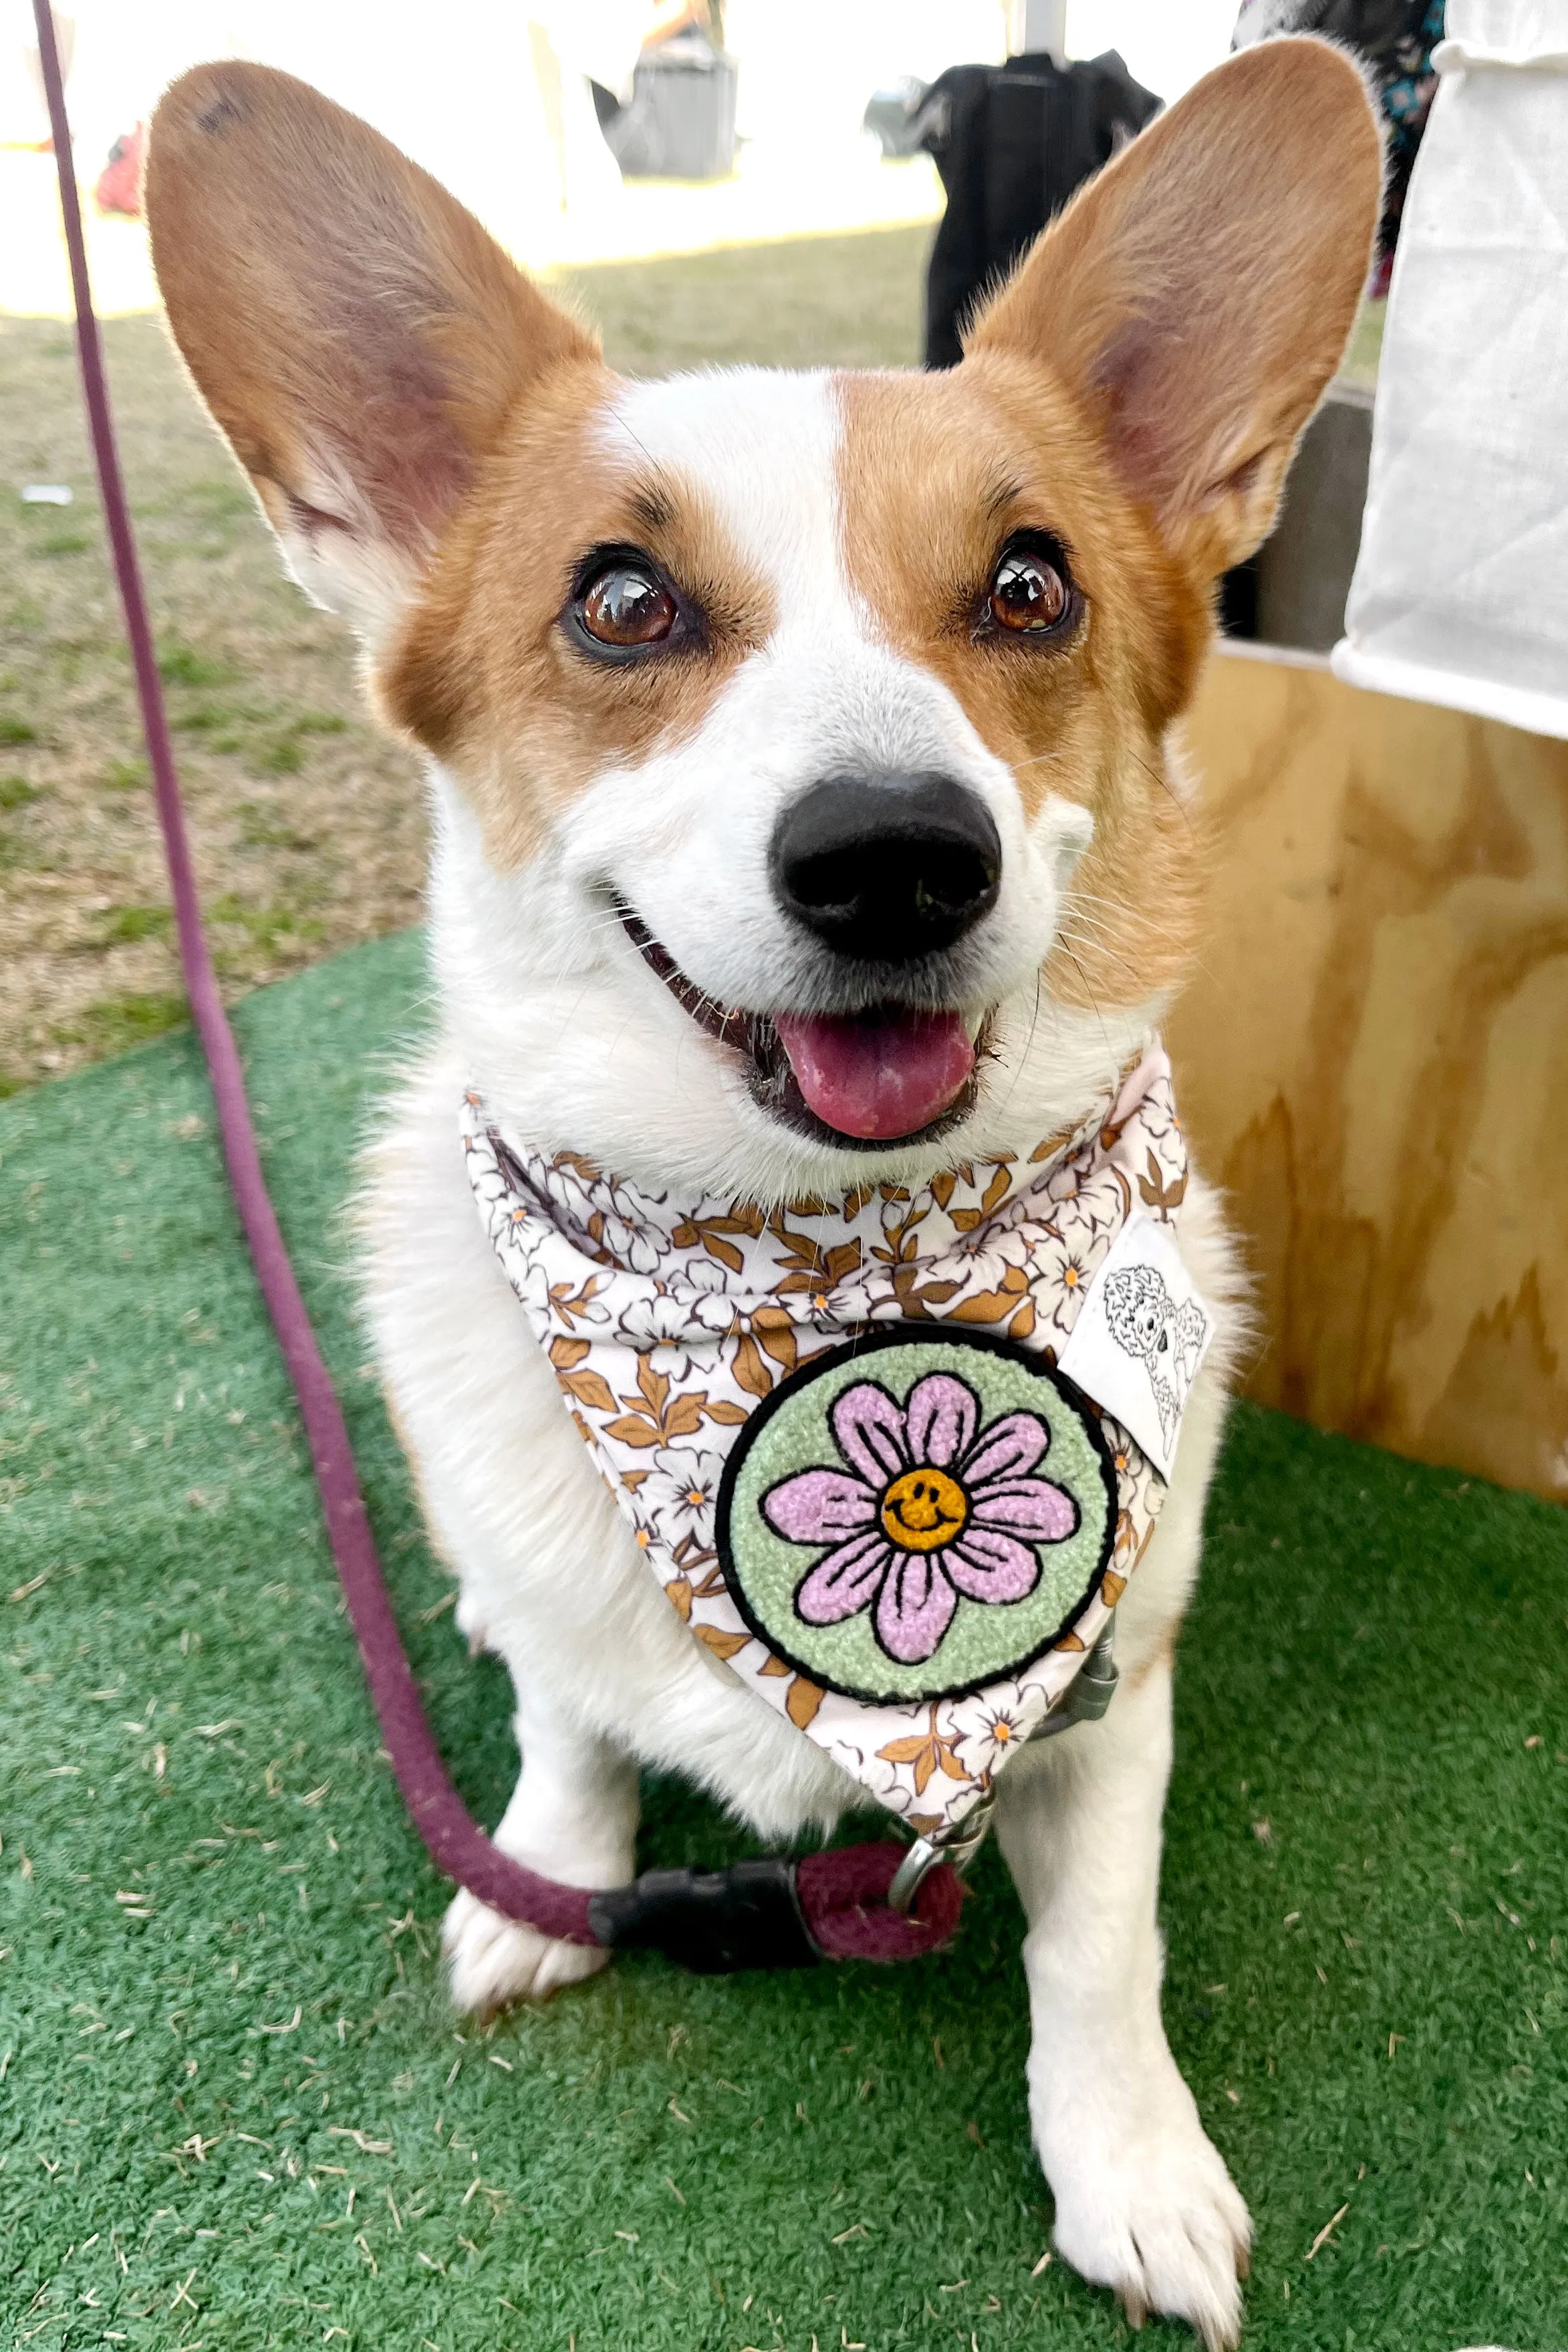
602 367 853 637
598 367 991 784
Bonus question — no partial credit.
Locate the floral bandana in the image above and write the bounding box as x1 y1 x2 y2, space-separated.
461 1047 1210 1836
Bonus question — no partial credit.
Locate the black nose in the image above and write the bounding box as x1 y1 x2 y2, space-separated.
771 773 1001 964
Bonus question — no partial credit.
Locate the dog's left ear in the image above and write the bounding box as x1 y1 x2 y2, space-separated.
968 37 1382 580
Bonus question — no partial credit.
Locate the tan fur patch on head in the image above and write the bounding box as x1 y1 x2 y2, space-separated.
380 381 779 868
835 363 1209 1019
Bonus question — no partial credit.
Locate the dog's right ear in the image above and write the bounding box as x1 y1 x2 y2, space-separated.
146 63 599 642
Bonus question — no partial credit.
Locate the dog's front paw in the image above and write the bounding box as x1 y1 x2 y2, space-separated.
441 1887 612 2015
1039 2081 1250 2349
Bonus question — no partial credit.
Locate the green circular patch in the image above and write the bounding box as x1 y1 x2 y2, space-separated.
716 1327 1116 1705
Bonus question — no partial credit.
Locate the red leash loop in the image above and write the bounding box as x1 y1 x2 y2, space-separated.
33 0 962 1971
797 1843 966 1961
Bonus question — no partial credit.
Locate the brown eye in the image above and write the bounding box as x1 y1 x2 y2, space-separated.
989 546 1069 633
580 564 676 648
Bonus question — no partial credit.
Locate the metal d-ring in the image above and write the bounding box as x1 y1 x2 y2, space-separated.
886 1625 1121 1914
887 1783 998 1914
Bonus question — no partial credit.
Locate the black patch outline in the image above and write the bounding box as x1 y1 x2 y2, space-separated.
715 1325 1118 1706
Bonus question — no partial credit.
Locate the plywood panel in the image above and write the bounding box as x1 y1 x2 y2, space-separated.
1168 648 1568 1502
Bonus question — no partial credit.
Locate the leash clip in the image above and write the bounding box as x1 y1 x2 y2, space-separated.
886 1623 1120 1914
587 1857 819 1973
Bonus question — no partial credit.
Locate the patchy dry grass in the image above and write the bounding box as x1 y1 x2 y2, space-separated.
0 224 928 1092
0 310 426 1095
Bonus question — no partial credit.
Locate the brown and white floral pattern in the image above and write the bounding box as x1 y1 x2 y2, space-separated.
461 1049 1190 1833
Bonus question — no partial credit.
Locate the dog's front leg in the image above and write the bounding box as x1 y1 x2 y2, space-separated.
995 1645 1249 2348
441 1668 639 2015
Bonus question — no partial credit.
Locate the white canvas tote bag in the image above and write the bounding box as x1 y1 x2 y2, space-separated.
1333 0 1568 738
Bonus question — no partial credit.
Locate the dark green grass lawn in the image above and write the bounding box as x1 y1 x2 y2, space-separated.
2 933 1565 2352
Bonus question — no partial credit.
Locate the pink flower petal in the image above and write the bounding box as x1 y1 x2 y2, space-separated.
830 1382 908 1486
903 1371 978 1470
970 1476 1079 1544
762 1468 878 1545
944 1527 1041 1605
795 1529 892 1625
874 1551 958 1664
959 1409 1049 1486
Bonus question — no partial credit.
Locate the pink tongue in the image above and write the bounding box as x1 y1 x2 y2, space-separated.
774 1009 974 1140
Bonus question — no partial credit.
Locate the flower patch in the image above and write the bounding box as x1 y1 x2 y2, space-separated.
718 1330 1116 1704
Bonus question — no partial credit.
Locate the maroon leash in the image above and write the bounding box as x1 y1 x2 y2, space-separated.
33 1 962 1972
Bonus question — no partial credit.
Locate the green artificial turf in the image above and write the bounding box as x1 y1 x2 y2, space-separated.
2 932 1565 2352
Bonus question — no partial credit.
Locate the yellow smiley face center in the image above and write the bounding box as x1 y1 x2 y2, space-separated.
880 1466 969 1553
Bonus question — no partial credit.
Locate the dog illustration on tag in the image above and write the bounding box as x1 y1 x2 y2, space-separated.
1101 1267 1209 1454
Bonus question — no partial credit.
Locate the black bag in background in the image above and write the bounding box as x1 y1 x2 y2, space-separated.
918 50 1162 369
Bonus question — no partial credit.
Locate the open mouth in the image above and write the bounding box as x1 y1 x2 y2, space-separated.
617 904 984 1150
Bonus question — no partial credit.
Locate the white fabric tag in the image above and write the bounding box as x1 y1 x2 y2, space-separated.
1056 1213 1210 1480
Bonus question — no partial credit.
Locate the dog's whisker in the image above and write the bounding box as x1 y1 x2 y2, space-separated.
993 968 1045 1121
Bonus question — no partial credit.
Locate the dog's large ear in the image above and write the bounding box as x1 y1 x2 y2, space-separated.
146 63 598 640
968 37 1382 580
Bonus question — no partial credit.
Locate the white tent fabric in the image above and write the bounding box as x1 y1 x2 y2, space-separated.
1332 0 1568 739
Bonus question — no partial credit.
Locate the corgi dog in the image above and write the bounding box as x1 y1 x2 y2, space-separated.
146 44 1378 2345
